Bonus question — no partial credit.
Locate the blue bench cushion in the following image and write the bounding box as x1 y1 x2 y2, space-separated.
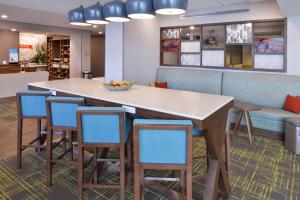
17 90 51 117
222 72 300 109
156 67 223 95
79 107 131 143
230 107 300 133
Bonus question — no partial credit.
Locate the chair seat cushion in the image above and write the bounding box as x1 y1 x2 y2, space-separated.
230 107 300 133
192 129 204 136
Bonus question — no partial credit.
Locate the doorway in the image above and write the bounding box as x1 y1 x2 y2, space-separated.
91 35 105 78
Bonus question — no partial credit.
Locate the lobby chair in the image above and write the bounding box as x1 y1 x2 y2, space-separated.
76 107 132 200
133 119 193 200
46 96 85 186
16 90 51 169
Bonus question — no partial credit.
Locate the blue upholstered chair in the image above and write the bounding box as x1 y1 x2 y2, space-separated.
46 96 85 186
76 107 132 200
16 90 51 169
133 119 193 200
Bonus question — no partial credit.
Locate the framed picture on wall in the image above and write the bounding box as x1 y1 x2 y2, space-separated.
162 28 180 39
255 38 284 53
226 23 253 44
162 40 180 52
202 25 225 49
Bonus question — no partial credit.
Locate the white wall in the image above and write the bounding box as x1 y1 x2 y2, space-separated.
104 0 300 84
286 16 300 75
0 21 91 78
105 23 124 81
124 19 160 85
159 1 283 27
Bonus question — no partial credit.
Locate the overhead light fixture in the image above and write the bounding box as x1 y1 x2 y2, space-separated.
153 0 188 15
126 0 155 20
69 5 91 26
84 2 109 25
103 1 130 22
92 25 98 28
98 31 103 34
11 28 17 32
1 14 8 19
190 26 195 30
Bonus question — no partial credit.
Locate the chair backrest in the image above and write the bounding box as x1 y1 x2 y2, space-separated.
16 90 51 118
133 119 192 165
47 96 84 128
77 107 126 144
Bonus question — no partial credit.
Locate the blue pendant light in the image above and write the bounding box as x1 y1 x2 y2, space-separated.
84 2 109 25
69 5 91 26
103 0 130 22
153 0 188 15
126 0 155 19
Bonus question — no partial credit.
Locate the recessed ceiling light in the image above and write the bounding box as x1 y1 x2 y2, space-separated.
98 31 103 34
92 25 98 28
190 26 195 30
1 14 8 19
11 28 17 32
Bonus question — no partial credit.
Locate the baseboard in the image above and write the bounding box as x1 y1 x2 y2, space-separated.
231 123 284 141
0 96 16 103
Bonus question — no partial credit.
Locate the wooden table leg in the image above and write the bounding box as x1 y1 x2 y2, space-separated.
245 111 254 145
225 134 231 181
203 106 231 200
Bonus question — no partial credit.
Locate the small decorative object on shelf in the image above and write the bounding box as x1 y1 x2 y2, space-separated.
103 81 135 91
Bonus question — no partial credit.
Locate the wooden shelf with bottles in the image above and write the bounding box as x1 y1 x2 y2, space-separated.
46 37 53 71
49 63 70 81
47 37 70 80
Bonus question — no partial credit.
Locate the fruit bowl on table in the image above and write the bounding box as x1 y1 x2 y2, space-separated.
103 81 135 91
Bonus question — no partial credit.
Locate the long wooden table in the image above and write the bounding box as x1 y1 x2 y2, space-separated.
28 78 234 200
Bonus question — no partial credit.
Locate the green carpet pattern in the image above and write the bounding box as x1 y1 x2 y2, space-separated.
0 135 299 200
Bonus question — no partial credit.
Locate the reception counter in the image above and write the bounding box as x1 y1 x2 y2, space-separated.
0 64 21 74
0 71 49 98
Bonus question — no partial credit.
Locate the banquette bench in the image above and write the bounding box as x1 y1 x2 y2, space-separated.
156 66 300 139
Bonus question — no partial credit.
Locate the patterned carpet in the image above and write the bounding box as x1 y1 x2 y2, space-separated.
0 135 299 200
0 99 299 199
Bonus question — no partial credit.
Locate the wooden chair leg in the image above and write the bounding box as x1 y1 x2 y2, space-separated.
186 167 192 200
16 118 23 169
62 131 67 154
68 131 74 160
120 144 126 200
78 145 84 200
47 129 53 186
179 170 186 200
93 148 98 184
126 139 133 186
36 119 42 152
140 168 144 200
134 161 141 200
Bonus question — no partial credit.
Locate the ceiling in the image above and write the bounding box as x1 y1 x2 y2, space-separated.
0 0 284 33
